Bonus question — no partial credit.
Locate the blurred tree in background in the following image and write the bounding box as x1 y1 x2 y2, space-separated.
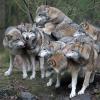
4 0 100 26
0 0 100 48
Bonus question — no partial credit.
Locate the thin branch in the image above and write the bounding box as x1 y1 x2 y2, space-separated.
23 0 34 23
14 0 27 14
67 0 78 15
70 4 99 16
32 0 39 8
45 0 48 5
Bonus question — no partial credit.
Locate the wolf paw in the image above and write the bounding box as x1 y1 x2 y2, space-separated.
23 73 28 79
27 66 31 72
47 80 53 87
30 75 35 80
4 70 11 76
70 91 76 98
68 83 71 88
46 72 52 78
41 74 45 79
55 83 60 88
78 90 84 95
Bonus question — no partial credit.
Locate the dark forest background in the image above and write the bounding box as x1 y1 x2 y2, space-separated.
0 0 100 48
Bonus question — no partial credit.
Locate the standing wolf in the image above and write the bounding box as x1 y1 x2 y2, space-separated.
3 26 29 79
35 5 79 40
22 26 54 79
46 38 98 98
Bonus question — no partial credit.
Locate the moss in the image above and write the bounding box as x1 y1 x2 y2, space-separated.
0 49 9 68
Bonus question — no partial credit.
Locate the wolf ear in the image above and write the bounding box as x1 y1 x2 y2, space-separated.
84 22 89 30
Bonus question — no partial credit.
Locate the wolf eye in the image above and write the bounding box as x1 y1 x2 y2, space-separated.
16 38 20 41
7 35 12 40
38 14 42 16
71 50 75 52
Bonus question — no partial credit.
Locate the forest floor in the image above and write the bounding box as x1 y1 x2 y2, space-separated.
0 50 100 100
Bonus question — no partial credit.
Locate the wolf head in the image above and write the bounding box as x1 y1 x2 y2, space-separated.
35 5 65 27
39 48 52 58
22 31 36 41
3 27 25 49
80 21 98 40
65 50 80 62
65 41 92 63
35 5 50 27
47 51 67 73
38 41 66 57
22 24 39 46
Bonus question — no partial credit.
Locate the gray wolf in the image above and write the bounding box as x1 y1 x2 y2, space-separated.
40 30 98 98
22 26 53 79
64 38 98 98
35 5 79 40
3 26 29 79
47 39 98 98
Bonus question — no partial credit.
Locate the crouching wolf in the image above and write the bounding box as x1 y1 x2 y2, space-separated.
35 5 79 40
3 26 29 79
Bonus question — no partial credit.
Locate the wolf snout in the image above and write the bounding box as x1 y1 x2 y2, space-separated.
65 53 72 58
17 41 25 48
26 36 29 40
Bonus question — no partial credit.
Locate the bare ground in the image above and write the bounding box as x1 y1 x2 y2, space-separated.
0 67 100 100
0 50 100 100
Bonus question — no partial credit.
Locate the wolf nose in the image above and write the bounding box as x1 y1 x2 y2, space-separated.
26 36 29 40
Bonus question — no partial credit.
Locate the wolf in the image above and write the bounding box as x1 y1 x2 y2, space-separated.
80 21 100 76
80 21 100 41
39 28 98 98
3 26 29 79
22 26 54 79
35 5 80 40
65 39 98 98
46 39 98 98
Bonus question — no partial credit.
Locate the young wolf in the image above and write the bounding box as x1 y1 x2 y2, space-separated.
80 21 100 41
3 26 30 79
35 5 79 40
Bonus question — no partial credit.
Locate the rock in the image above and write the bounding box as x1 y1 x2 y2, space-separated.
55 96 69 100
71 94 91 100
20 92 38 100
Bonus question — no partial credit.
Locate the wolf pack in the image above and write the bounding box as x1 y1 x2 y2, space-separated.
3 5 100 98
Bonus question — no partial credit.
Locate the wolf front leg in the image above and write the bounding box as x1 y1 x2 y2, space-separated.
55 73 60 88
4 54 15 76
26 57 31 72
30 55 36 80
40 57 45 79
21 55 28 79
78 71 92 95
47 78 53 87
70 68 79 98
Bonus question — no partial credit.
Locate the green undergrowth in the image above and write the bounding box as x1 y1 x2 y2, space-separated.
0 49 9 68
